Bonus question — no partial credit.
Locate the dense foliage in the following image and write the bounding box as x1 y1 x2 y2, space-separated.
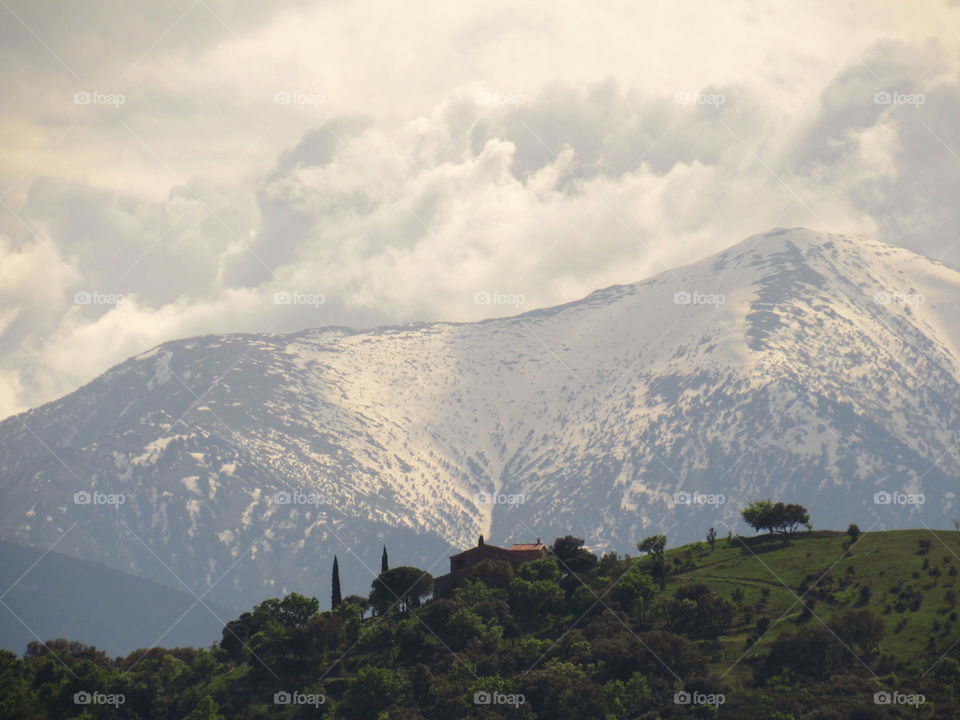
2 528 960 719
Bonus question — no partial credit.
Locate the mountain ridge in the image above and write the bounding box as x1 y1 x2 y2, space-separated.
2 228 959 611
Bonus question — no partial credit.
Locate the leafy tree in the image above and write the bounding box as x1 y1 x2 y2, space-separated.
509 577 565 619
253 593 319 629
517 555 562 583
220 612 253 659
302 612 345 653
0 650 44 720
637 535 667 588
638 534 666 555
332 555 342 609
341 594 369 618
742 500 776 534
609 570 657 624
370 566 434 614
509 558 564 618
706 526 717 550
775 502 809 538
604 673 653 717
847 523 861 542
182 695 224 720
759 626 847 681
344 666 411 718
666 583 735 636
742 501 810 539
830 609 884 660
551 535 586 562
522 660 607 720
466 558 514 590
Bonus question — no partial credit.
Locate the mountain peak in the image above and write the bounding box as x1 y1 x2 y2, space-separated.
3 230 959 611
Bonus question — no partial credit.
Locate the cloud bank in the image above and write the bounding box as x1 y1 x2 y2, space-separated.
1 0 959 417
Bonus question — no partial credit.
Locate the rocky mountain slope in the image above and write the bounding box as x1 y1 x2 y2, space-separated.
1 228 958 610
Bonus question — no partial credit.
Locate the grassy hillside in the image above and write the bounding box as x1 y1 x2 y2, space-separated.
658 529 960 680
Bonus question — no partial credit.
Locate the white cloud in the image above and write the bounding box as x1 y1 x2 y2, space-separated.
1 1 960 417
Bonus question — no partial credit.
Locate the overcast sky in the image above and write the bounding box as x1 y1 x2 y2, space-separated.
1 0 959 418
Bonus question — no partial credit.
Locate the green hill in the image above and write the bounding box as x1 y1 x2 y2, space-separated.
2 528 959 719
661 529 960 679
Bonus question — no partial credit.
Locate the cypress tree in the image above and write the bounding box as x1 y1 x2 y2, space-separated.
381 545 389 574
331 555 342 609
478 534 484 546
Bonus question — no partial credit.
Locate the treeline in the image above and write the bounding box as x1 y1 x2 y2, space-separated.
2 512 960 718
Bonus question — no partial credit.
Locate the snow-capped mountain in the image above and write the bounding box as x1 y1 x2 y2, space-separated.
2 228 959 610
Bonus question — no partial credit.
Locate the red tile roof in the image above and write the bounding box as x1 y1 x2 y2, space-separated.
509 543 545 551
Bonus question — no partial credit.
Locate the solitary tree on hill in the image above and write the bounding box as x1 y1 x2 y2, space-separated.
742 500 810 540
332 555 342 609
